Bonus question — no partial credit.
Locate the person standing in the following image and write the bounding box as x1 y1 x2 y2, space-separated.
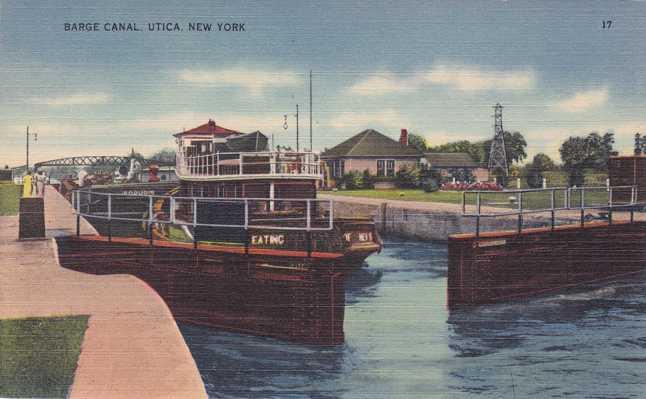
22 171 33 197
36 171 46 197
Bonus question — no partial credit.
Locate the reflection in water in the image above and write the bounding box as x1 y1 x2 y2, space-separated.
180 239 646 398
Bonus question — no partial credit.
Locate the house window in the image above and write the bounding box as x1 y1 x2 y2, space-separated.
377 159 395 177
329 160 345 178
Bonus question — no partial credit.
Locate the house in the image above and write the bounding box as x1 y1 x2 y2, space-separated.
423 152 489 182
321 129 422 181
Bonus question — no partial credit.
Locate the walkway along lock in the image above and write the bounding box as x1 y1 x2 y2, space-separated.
449 185 646 307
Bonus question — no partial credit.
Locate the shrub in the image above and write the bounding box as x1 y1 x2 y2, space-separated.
525 166 544 189
421 178 440 192
340 171 363 189
361 169 374 189
395 166 422 188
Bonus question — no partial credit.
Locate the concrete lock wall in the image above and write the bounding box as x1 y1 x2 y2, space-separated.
330 200 576 241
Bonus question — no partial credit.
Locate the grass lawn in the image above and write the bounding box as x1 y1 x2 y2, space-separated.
0 315 89 398
326 188 614 211
0 183 21 216
325 189 464 204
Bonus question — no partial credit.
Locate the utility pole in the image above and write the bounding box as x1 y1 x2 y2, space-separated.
296 104 300 152
309 70 313 151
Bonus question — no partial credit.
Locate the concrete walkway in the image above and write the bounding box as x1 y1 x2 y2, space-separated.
0 186 207 398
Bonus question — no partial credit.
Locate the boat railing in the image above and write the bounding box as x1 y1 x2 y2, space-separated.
461 185 644 237
176 150 322 179
71 189 334 239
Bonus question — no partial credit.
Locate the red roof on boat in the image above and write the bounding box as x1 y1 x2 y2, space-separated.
173 119 242 138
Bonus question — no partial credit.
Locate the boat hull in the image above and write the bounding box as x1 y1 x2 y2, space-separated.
56 235 348 345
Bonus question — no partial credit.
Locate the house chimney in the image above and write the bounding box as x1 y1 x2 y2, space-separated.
399 129 409 146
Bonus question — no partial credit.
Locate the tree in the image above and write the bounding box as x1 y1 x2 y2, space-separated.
149 148 176 164
531 153 556 172
407 133 428 153
559 131 617 186
427 140 486 163
482 131 528 166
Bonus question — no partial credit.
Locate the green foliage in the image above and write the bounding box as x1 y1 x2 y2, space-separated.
421 178 440 192
428 140 486 164
0 316 88 398
361 169 374 189
149 148 176 164
531 153 556 171
394 166 422 188
525 163 544 188
340 171 364 189
407 133 428 153
559 131 617 186
0 184 21 215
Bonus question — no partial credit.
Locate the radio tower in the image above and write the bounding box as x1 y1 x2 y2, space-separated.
488 103 508 178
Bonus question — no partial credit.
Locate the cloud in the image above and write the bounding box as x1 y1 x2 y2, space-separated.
554 88 608 113
328 110 407 130
178 67 302 96
346 64 536 97
30 92 111 106
345 72 416 96
424 64 536 91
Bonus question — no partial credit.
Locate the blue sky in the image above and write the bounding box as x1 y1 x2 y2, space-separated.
2 0 646 167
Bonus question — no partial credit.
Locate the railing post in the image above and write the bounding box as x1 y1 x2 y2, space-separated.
306 200 311 230
475 192 481 238
170 197 175 223
75 191 80 237
580 188 585 227
608 187 613 225
462 191 466 215
517 191 523 235
108 194 112 242
550 189 556 231
329 200 334 230
193 198 198 249
630 186 636 223
244 199 250 255
148 196 154 246
239 155 243 175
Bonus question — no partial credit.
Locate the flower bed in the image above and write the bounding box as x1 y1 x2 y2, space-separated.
440 181 503 191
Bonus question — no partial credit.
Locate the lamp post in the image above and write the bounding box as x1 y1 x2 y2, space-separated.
26 126 38 171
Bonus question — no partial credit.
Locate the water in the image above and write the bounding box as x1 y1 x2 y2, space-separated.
179 238 646 398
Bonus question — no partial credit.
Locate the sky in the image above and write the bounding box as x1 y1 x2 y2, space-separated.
2 0 646 167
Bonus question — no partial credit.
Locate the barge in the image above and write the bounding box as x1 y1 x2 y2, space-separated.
57 119 382 345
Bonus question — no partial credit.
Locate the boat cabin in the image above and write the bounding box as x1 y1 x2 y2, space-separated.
174 119 323 205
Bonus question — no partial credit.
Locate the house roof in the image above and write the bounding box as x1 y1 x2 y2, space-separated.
424 152 479 168
321 129 421 158
173 119 242 138
215 131 269 153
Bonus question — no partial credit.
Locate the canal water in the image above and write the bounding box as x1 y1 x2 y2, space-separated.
179 238 646 398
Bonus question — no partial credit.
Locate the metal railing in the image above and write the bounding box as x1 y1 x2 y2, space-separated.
71 190 334 253
461 185 642 237
175 150 322 179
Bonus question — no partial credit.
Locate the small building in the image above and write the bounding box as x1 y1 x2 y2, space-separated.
423 152 489 182
321 129 422 182
136 165 179 183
